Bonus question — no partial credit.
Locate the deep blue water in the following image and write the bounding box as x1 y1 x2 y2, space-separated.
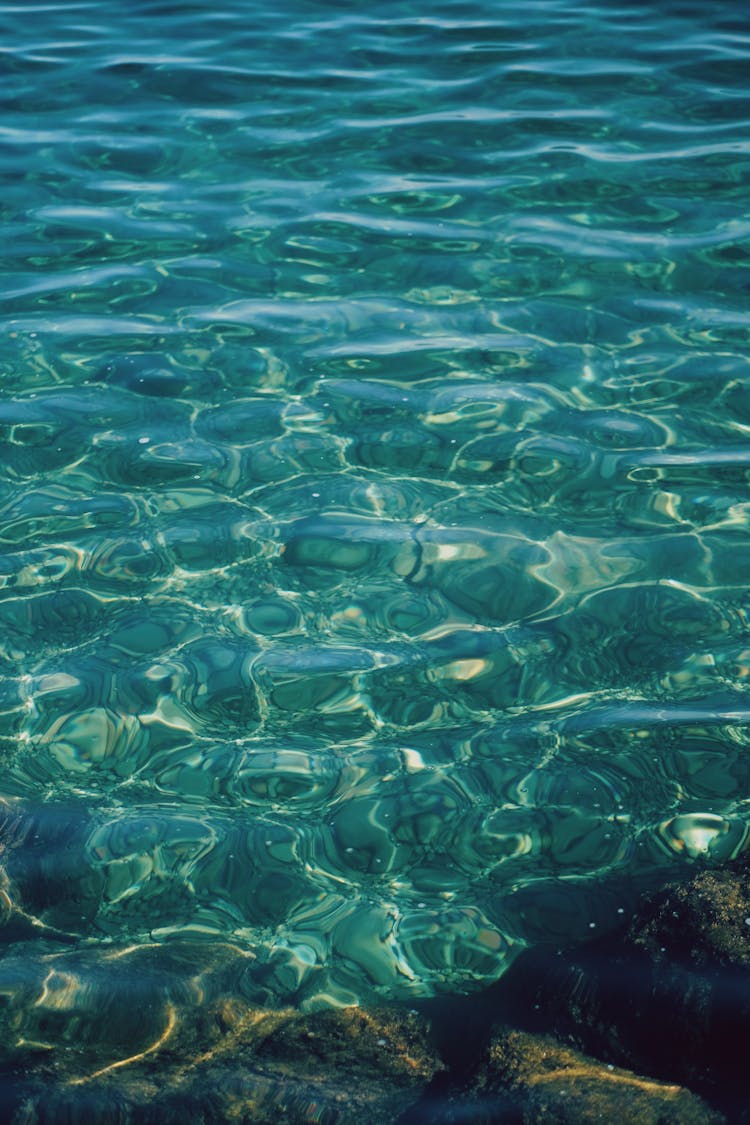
1 0 750 1092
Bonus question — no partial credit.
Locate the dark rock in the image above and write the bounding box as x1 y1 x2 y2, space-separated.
630 857 750 970
202 1004 441 1122
0 943 441 1124
493 855 750 1121
465 1029 723 1124
6 848 750 1122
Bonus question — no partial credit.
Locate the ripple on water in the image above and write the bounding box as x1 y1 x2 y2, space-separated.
0 0 749 1020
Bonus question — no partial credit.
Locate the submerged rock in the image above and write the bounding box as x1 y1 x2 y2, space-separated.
206 1004 440 1123
460 1029 722 1125
2 817 748 1123
631 858 750 970
4 952 441 1124
494 854 750 1121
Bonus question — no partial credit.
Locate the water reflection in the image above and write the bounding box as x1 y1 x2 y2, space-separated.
0 0 749 1084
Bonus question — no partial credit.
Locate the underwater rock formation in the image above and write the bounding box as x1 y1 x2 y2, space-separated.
1 805 748 1122
457 1029 721 1124
0 944 440 1123
497 853 750 1121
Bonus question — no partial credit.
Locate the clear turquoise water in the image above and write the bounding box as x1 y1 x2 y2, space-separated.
1 0 750 1029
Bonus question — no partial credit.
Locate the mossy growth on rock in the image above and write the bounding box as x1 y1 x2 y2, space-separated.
631 857 750 970
11 994 442 1124
470 1029 723 1125
488 852 750 1122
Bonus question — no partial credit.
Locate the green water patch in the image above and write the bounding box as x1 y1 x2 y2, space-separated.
0 3 749 1112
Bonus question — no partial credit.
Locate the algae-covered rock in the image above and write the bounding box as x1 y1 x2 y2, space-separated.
177 1003 441 1123
4 945 441 1124
493 855 750 1121
0 940 255 1074
467 1029 722 1125
630 857 750 970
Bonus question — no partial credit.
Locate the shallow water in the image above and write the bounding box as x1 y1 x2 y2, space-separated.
1 0 749 1039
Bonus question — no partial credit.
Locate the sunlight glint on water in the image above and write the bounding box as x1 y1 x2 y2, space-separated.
0 0 749 1015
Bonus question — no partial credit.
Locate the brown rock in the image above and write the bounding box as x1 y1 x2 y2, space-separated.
471 1029 723 1124
631 858 750 969
195 1004 442 1123
492 855 750 1120
6 948 441 1125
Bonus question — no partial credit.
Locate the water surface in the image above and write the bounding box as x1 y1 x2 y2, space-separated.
1 0 750 1031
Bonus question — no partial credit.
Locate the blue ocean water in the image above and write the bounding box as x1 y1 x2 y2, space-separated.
0 0 749 1050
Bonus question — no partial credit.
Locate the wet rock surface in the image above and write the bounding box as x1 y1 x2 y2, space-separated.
632 858 750 970
8 990 441 1124
2 845 750 1121
455 1029 721 1125
485 854 750 1123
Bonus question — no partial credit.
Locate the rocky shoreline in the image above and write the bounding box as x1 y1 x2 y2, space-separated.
2 851 749 1122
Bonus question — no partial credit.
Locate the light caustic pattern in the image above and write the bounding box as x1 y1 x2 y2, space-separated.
0 0 749 1008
